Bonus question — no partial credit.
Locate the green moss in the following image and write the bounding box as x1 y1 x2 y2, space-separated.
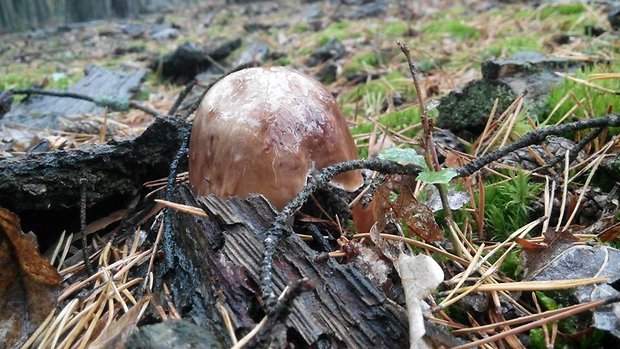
483 171 543 240
315 22 355 46
383 20 408 38
343 51 387 75
437 79 516 136
292 23 310 33
483 36 544 59
539 3 585 19
529 329 546 349
542 62 620 127
498 250 522 279
423 20 479 40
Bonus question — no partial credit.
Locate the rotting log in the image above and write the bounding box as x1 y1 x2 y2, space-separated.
0 116 190 213
158 185 409 348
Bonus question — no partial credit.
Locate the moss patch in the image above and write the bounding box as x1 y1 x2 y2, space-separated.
423 20 479 41
437 79 517 137
343 51 387 75
315 22 355 46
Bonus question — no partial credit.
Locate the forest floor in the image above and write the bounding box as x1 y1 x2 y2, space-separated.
1 0 619 348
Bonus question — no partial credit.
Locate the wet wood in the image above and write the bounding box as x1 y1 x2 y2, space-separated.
0 116 190 212
160 185 409 348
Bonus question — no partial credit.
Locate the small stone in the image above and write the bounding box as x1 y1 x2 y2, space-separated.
307 39 346 67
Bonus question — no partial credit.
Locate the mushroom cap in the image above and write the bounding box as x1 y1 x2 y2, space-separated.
189 66 364 210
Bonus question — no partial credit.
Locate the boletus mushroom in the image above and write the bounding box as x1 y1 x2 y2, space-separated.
188 66 376 232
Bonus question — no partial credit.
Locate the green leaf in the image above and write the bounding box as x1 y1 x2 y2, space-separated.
417 168 457 184
379 148 427 168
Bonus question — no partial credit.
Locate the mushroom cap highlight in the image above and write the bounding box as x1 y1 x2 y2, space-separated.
188 66 364 210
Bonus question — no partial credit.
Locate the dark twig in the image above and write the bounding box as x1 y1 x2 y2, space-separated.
10 88 161 117
458 114 620 177
79 178 94 276
167 80 197 115
163 127 191 269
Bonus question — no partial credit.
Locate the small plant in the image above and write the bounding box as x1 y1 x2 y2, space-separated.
483 171 543 240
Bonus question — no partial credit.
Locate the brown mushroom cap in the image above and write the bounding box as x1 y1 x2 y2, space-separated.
188 66 364 210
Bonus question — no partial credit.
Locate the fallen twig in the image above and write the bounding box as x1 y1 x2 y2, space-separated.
10 88 161 117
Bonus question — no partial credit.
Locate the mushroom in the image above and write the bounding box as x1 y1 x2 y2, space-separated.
189 66 375 231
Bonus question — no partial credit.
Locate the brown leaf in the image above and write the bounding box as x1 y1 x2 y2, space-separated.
597 221 620 242
394 185 444 242
521 229 579 279
515 237 547 250
0 207 60 348
0 208 61 285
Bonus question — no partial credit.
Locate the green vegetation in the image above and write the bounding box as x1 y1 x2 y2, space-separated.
483 36 544 59
483 171 543 240
383 20 408 38
315 22 355 46
343 51 387 75
292 23 310 33
542 62 619 126
341 71 414 104
423 19 479 41
538 3 585 19
0 65 80 91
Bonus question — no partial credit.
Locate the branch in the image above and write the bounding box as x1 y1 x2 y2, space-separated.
457 114 620 177
10 88 161 117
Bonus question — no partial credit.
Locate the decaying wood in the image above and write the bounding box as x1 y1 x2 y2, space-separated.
159 185 408 348
0 116 190 212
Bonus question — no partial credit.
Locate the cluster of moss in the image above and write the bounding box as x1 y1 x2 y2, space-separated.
436 79 517 136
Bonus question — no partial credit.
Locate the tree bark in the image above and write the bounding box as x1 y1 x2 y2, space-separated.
158 187 409 348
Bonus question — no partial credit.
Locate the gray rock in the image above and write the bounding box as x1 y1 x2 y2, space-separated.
334 0 388 20
2 65 146 131
530 245 620 339
307 39 346 67
236 42 270 66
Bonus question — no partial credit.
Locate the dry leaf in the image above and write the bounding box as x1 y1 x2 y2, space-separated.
0 207 60 348
394 187 444 242
397 253 444 349
521 229 578 279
